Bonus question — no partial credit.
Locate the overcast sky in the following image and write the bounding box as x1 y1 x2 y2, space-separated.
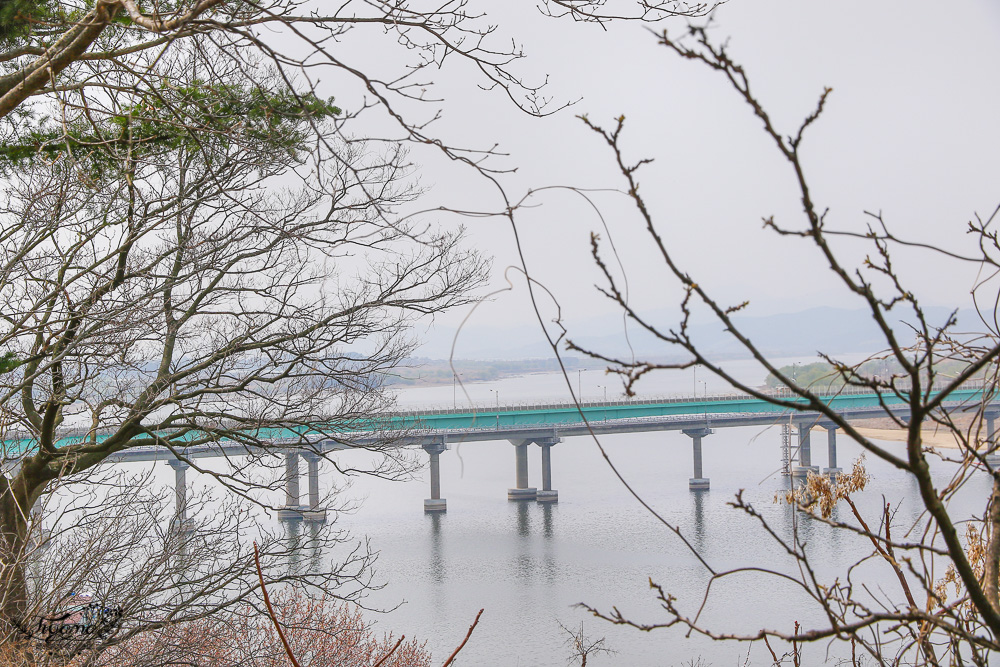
324 1 1000 356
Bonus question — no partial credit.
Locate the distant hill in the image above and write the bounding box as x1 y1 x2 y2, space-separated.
387 357 585 386
415 306 979 362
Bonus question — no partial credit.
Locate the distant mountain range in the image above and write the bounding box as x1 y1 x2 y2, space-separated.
415 305 980 361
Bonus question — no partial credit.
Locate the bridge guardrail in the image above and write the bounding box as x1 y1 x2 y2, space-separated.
3 380 993 457
390 378 992 417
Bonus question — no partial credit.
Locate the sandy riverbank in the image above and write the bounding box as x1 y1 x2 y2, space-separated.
843 413 988 450
849 426 962 450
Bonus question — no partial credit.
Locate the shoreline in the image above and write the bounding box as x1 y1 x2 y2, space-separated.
847 426 962 450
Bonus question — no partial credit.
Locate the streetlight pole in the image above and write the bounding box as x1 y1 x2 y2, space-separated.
491 389 499 430
700 379 708 424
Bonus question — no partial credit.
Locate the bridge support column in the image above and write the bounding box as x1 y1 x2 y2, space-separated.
986 413 1000 468
167 459 194 532
508 440 537 500
792 422 820 482
302 452 326 523
822 425 842 479
277 452 303 520
536 438 560 502
683 427 712 490
28 491 51 550
423 443 448 512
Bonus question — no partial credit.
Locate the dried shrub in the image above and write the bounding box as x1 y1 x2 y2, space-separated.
78 590 429 667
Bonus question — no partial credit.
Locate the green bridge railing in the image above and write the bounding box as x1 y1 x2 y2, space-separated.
2 385 992 457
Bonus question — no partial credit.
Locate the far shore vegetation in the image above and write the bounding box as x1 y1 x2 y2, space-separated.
389 357 586 386
764 358 989 391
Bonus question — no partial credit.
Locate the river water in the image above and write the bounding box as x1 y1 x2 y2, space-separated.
320 361 991 666
110 359 989 665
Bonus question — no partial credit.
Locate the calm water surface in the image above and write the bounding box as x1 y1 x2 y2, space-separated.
320 363 991 666
120 360 986 666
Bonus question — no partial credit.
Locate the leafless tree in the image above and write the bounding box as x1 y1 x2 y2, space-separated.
560 620 615 666
0 1 713 167
8 467 378 667
0 36 494 660
0 1 729 661
510 19 1000 667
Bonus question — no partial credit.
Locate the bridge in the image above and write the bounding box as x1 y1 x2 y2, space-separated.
96 384 998 519
11 384 998 522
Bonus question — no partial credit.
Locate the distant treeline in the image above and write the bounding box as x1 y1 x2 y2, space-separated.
764 358 988 390
387 357 586 386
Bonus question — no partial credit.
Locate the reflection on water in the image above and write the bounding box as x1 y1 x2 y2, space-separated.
513 499 531 538
427 511 445 584
511 501 535 584
692 488 706 547
307 521 324 574
540 501 554 540
539 503 558 586
283 519 302 576
279 519 330 578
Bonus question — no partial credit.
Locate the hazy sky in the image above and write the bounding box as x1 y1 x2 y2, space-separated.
325 1 1000 356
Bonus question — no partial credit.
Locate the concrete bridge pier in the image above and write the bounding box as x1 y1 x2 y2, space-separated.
28 490 51 550
423 443 448 512
29 508 48 550
167 458 194 532
683 427 712 490
302 452 326 523
792 422 820 482
508 439 537 500
985 412 1000 469
535 437 560 502
822 424 842 479
277 452 303 520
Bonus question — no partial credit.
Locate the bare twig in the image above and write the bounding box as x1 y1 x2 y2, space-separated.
440 608 484 667
253 541 301 667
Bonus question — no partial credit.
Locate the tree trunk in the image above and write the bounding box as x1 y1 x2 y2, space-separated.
0 477 34 656
985 477 1000 612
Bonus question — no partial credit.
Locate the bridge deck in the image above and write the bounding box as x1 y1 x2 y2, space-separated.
3 385 993 463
